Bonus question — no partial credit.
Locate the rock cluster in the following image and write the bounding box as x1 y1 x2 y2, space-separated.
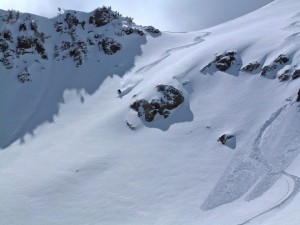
240 62 260 72
261 54 289 78
130 85 184 122
201 51 237 72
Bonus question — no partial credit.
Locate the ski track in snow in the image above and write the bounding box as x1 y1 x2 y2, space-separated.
237 99 300 225
247 104 288 171
202 95 300 224
238 172 300 225
135 32 210 74
201 104 289 210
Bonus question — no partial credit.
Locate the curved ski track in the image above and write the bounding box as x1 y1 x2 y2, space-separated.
238 98 300 225
135 32 210 74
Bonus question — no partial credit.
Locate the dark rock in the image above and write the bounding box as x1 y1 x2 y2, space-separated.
241 62 260 72
35 41 48 59
69 49 80 57
292 69 300 80
123 28 134 35
278 70 290 81
93 7 117 27
100 38 121 55
123 28 144 36
261 65 277 76
30 21 38 31
17 36 36 49
81 21 85 29
145 26 160 34
19 23 27 31
54 21 63 32
2 30 12 41
274 54 289 64
130 85 184 122
0 38 9 52
56 26 63 32
218 134 236 149
61 41 71 51
89 16 94 24
65 13 79 28
135 29 144 36
87 38 95 45
203 51 237 72
261 54 290 78
17 68 31 83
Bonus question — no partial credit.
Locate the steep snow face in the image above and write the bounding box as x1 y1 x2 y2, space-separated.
1 1 300 225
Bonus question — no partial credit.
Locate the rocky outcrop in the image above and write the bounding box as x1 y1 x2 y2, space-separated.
122 27 144 36
292 69 300 80
0 6 158 74
240 62 260 72
16 35 48 59
64 12 80 28
218 134 236 149
130 85 184 122
100 38 121 55
17 68 31 83
278 70 290 81
93 7 118 27
274 54 289 64
202 51 237 72
145 26 160 34
218 134 234 144
2 30 13 42
261 54 290 78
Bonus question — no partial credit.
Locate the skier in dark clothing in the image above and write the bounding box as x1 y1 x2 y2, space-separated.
297 89 300 102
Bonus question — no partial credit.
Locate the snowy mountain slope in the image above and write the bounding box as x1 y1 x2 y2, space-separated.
1 1 300 225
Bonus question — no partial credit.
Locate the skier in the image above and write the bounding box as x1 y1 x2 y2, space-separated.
297 89 300 102
117 89 121 95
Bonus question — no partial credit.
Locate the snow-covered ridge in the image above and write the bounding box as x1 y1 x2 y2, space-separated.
0 7 160 149
0 7 159 72
1 1 300 225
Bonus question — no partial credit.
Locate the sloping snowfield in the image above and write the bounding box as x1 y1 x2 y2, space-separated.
1 0 300 224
